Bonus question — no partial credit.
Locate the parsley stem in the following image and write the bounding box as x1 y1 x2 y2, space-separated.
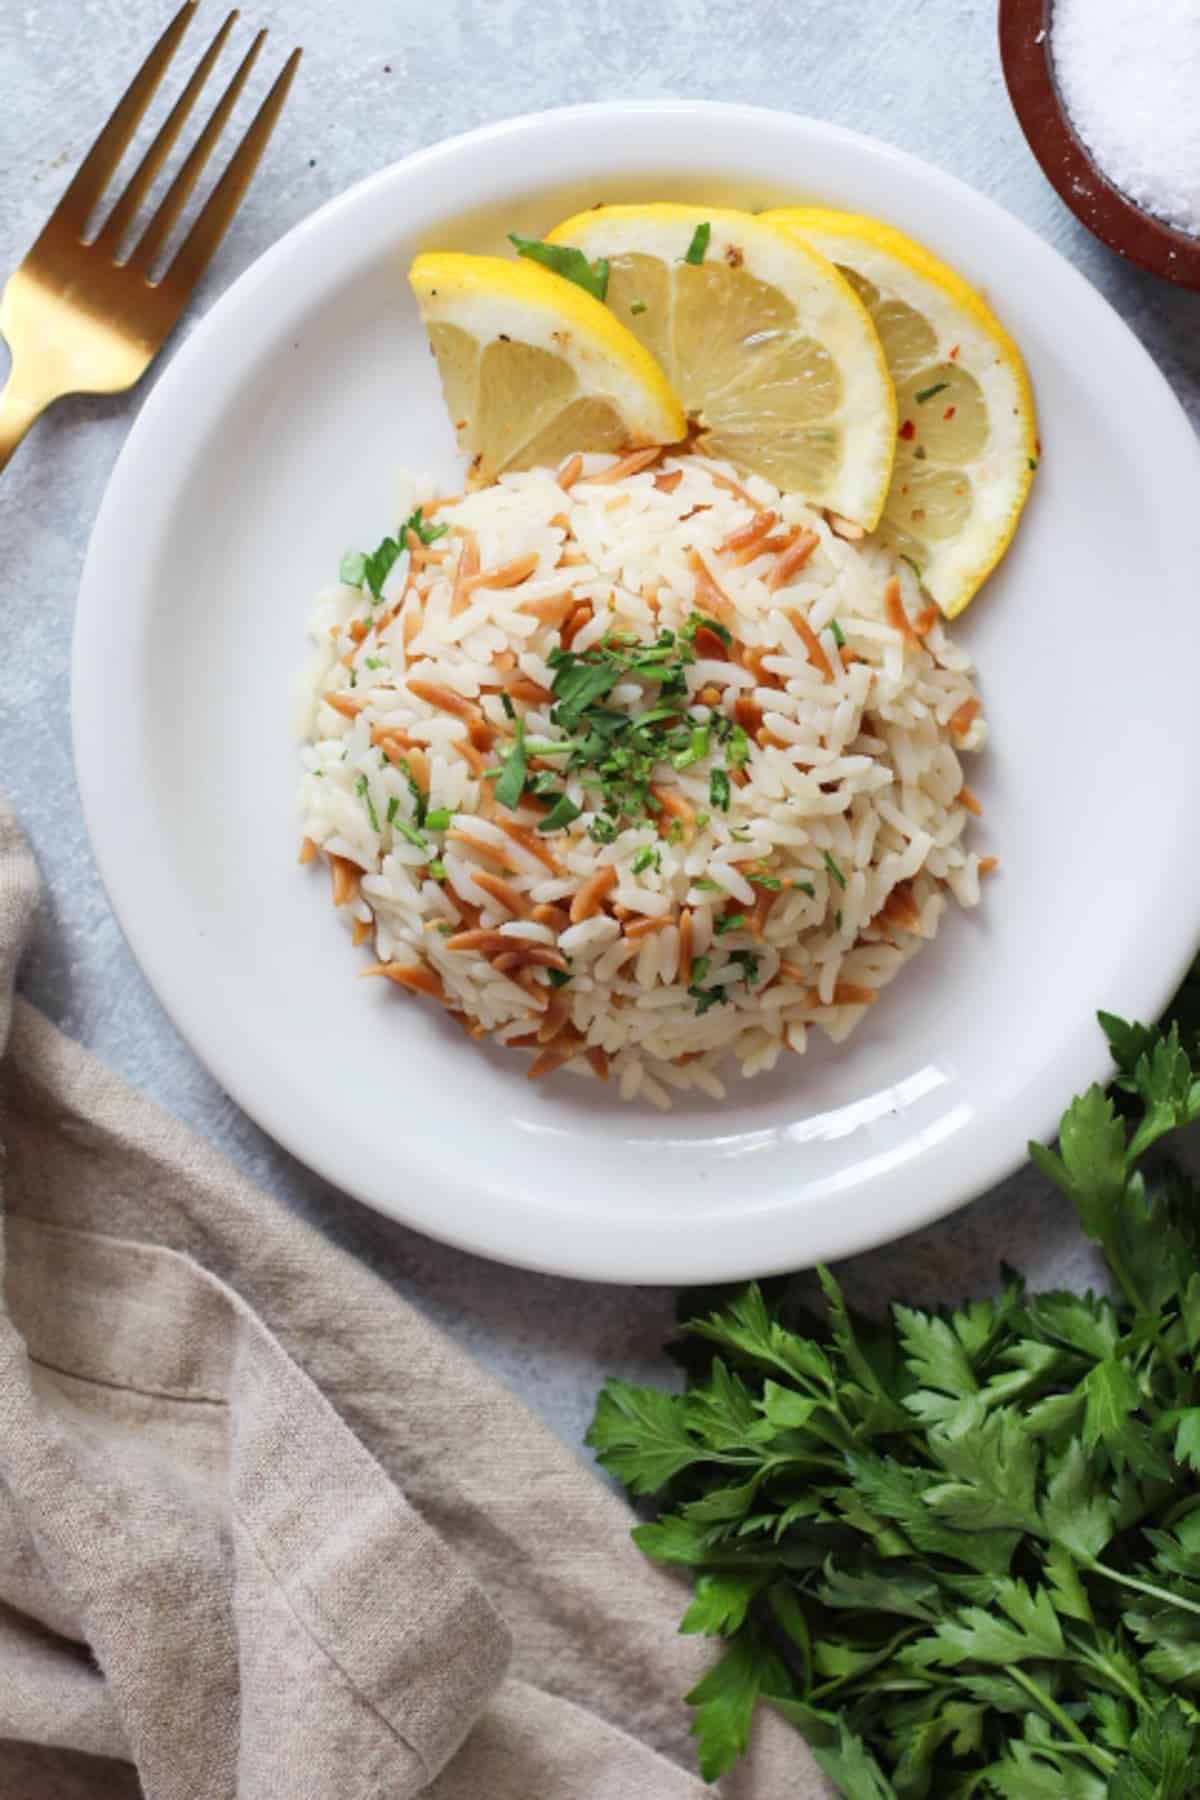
1089 1560 1200 1620
1105 1243 1149 1317
1071 1632 1146 1709
1004 1666 1116 1775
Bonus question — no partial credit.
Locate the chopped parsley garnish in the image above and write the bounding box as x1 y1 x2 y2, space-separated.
629 298 647 315
395 757 427 825
424 808 453 832
666 820 685 846
386 796 400 826
490 627 745 839
403 506 450 547
341 506 449 600
715 911 746 935
836 908 843 929
546 965 573 988
693 878 722 892
508 233 610 301
672 724 711 771
751 868 782 891
915 380 950 404
681 610 731 648
1029 455 1039 471
355 773 380 833
691 956 711 984
794 880 816 897
500 690 516 720
435 920 453 934
684 221 711 264
393 816 428 850
538 793 582 833
364 655 386 670
493 718 528 810
829 619 846 649
688 982 730 1016
631 845 661 876
357 537 401 599
427 858 446 881
729 948 760 986
549 653 626 728
823 850 847 889
726 724 750 770
709 768 731 812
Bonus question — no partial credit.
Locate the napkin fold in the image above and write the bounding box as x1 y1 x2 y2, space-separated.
0 800 824 1799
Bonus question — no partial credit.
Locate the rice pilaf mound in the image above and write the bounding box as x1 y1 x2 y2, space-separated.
299 450 989 1108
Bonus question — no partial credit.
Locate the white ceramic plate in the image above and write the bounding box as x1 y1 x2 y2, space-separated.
74 103 1200 1284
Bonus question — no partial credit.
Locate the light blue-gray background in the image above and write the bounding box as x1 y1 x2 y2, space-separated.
3 0 1199 1460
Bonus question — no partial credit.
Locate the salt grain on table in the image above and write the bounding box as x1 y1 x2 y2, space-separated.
1052 0 1200 238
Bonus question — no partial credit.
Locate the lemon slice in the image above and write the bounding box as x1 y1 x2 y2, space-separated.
765 207 1038 617
408 252 685 486
544 204 895 530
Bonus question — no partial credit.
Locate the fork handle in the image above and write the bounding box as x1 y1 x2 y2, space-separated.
0 376 48 475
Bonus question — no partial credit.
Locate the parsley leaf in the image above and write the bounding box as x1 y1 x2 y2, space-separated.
538 793 581 833
823 850 847 889
402 505 449 547
509 233 610 301
585 1380 706 1492
493 719 527 810
341 507 448 600
684 1630 788 1781
710 768 731 812
362 536 405 600
729 949 759 987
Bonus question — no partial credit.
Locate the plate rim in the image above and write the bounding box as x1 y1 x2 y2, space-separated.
72 99 1200 1283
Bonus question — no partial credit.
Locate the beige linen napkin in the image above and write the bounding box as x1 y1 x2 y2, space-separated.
0 801 826 1800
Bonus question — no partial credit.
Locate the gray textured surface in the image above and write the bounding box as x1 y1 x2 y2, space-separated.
3 0 1199 1463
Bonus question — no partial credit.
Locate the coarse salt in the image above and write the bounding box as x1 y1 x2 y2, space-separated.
1052 0 1200 237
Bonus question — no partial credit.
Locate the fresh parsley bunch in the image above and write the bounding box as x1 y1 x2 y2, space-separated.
589 970 1200 1796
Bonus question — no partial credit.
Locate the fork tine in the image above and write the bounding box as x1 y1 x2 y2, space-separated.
128 28 267 276
52 0 196 237
95 10 239 258
158 47 301 297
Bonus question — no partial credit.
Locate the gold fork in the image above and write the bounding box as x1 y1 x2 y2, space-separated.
0 2 300 474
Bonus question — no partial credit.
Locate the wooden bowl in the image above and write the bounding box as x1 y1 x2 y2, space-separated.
999 0 1200 288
